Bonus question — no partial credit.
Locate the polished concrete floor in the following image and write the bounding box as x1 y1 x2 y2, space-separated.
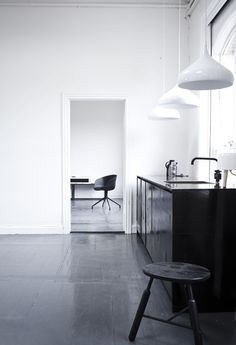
71 199 123 232
0 233 236 345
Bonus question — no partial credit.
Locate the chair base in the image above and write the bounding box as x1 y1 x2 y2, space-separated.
91 196 121 210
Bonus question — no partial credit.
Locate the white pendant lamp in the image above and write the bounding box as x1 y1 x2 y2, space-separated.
157 0 199 109
149 106 180 120
158 85 199 109
178 46 234 90
178 0 234 91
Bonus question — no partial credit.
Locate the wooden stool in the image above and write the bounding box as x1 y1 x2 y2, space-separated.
129 262 210 345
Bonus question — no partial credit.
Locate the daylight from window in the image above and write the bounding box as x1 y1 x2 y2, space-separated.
211 27 236 156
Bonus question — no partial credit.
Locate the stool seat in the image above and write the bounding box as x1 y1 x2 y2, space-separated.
129 261 211 345
143 262 210 284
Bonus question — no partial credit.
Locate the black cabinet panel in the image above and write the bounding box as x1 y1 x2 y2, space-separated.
149 186 172 262
137 179 173 263
141 180 146 245
137 178 146 245
145 182 153 257
136 178 142 237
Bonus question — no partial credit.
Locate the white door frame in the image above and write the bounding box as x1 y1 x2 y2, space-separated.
61 93 131 234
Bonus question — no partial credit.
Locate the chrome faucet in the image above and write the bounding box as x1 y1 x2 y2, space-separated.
165 160 175 180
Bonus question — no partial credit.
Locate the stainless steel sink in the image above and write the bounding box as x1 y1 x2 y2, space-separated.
165 180 212 184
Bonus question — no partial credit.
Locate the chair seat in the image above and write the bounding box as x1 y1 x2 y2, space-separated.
143 262 210 284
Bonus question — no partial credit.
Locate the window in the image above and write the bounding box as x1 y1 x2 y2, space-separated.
211 1 236 157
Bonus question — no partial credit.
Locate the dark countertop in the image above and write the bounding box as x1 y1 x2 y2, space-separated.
137 175 236 192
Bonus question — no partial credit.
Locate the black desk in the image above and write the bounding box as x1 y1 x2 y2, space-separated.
70 178 94 200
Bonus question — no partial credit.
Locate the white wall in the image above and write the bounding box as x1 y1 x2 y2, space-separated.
0 5 190 234
70 100 124 198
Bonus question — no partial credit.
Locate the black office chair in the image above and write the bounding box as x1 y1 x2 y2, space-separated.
91 175 121 210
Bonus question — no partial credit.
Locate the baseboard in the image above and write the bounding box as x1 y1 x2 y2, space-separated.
0 224 64 235
71 231 125 234
72 197 123 200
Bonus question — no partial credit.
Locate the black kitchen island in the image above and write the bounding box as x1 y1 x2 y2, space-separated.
136 175 236 312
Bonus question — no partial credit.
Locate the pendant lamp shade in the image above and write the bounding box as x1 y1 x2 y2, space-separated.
158 85 199 109
149 106 180 120
178 47 234 90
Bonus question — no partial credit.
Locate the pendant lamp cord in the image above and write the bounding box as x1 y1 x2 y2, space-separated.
204 0 207 51
178 0 181 74
205 0 211 175
162 0 166 93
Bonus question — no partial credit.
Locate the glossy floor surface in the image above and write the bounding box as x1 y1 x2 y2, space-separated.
71 198 123 232
0 233 236 345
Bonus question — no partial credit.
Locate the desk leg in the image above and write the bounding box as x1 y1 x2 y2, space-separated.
71 184 75 200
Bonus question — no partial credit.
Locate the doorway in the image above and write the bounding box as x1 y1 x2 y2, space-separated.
61 95 129 234
70 100 124 232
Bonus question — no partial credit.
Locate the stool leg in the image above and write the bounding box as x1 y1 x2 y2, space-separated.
186 284 203 345
129 278 153 342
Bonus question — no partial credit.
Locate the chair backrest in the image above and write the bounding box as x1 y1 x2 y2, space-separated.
94 175 117 191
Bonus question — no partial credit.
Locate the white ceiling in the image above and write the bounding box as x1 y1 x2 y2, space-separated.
0 0 190 6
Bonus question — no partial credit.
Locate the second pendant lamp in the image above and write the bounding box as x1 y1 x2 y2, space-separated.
157 0 199 109
158 85 199 109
